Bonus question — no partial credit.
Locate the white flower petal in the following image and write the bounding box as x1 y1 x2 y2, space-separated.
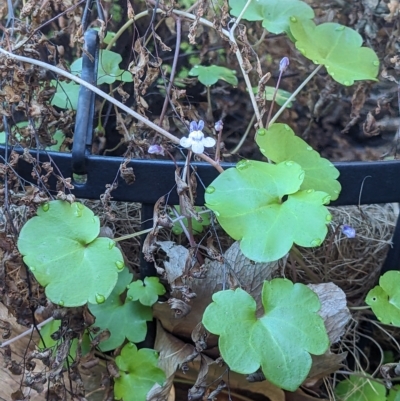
203 137 216 147
191 141 205 154
180 137 192 148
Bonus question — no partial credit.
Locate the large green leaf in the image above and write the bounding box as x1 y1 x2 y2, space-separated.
289 19 379 85
365 271 400 326
17 201 124 307
188 65 238 86
114 343 165 401
229 0 314 35
89 268 153 351
256 124 341 200
202 279 329 391
205 160 331 262
334 375 386 401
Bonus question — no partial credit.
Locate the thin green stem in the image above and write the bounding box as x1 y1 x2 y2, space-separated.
206 85 213 122
114 209 212 242
225 114 255 156
348 306 371 310
268 64 323 127
266 70 283 127
105 10 150 50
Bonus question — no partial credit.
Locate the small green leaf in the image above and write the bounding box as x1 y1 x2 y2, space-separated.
188 65 238 86
89 268 153 351
171 206 211 235
71 49 133 85
0 121 28 143
51 80 80 110
127 277 166 307
256 123 341 200
365 271 400 326
229 0 314 35
93 28 117 46
205 160 331 262
334 375 386 401
17 201 124 307
202 279 329 391
252 86 294 107
289 19 379 85
114 343 165 401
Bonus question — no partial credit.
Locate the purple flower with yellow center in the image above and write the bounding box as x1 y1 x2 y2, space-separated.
180 120 216 154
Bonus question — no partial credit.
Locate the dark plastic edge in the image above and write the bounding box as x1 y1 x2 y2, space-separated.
1 148 399 206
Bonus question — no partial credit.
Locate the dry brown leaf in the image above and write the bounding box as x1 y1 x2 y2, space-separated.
306 351 347 386
308 282 351 344
153 242 281 341
148 321 197 401
157 241 190 284
284 388 328 401
175 357 285 401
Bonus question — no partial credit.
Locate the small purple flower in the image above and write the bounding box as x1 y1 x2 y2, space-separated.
342 225 356 238
279 57 290 73
214 120 223 132
148 144 165 156
180 120 216 154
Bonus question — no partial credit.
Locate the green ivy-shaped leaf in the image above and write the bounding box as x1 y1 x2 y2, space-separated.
71 49 133 85
252 87 294 107
365 271 400 326
202 279 329 391
89 268 152 351
205 160 331 262
334 375 386 401
17 201 124 307
114 343 165 401
127 277 166 307
188 65 238 86
171 206 211 235
289 19 379 86
51 80 80 110
229 0 314 35
256 123 341 200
